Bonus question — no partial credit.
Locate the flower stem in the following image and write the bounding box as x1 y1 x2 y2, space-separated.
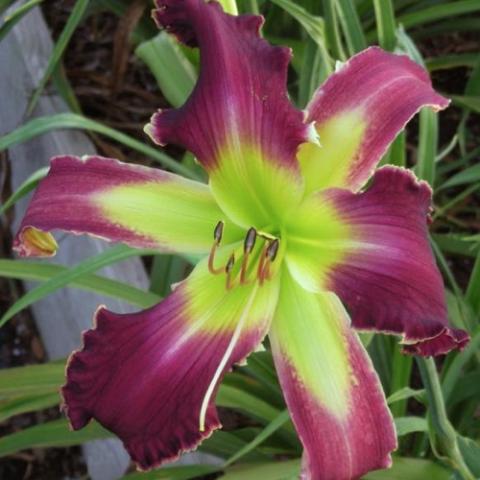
417 357 474 480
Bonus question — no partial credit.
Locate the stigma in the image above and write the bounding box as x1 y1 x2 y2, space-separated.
208 222 280 290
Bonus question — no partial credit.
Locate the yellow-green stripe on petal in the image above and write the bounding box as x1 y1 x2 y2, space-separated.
301 47 449 193
271 273 351 417
96 178 241 254
299 109 366 194
63 255 280 471
269 271 396 479
209 143 303 228
14 155 241 258
284 192 353 293
149 0 309 228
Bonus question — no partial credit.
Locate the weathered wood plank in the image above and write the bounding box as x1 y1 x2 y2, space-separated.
0 3 222 476
0 4 144 479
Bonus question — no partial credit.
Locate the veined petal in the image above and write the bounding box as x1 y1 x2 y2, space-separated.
285 166 469 355
147 0 310 227
299 47 449 193
62 252 280 470
269 272 396 480
14 155 241 257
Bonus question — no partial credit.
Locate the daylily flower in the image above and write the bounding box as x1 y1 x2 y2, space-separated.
14 1 469 479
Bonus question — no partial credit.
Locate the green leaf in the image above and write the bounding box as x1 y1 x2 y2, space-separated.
201 430 266 460
51 64 83 114
0 166 48 215
373 0 396 51
457 436 480 477
149 255 189 297
217 385 283 425
0 360 64 399
26 0 90 115
121 465 219 480
0 245 157 327
432 233 479 258
223 410 290 468
298 39 327 108
0 393 59 423
394 416 428 437
440 163 480 190
0 0 14 15
364 457 452 480
448 372 480 408
0 0 43 43
322 0 346 60
426 53 479 72
221 459 301 480
0 259 160 309
135 32 196 108
335 0 367 55
389 348 413 417
416 109 438 186
0 419 112 457
0 113 200 180
442 326 480 402
270 0 331 75
451 94 480 114
398 1 480 30
466 252 480 315
387 387 425 406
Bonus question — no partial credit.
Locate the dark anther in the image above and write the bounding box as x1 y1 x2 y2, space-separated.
266 239 280 262
214 221 224 244
225 254 235 273
244 227 257 254
209 221 225 275
225 253 236 290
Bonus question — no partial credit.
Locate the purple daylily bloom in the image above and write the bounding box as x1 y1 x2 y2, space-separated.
13 1 468 478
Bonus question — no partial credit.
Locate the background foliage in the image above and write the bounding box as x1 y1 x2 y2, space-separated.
0 0 479 478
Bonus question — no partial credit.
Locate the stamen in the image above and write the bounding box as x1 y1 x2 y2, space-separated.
241 228 257 285
225 254 235 290
208 221 225 275
259 239 280 284
257 245 269 285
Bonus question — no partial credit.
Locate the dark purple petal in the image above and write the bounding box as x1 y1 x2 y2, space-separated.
285 166 469 356
147 0 309 227
326 166 469 355
269 274 396 479
299 47 449 193
62 257 279 470
14 155 239 257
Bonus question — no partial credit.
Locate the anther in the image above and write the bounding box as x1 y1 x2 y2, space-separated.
259 239 280 284
240 228 257 285
214 221 224 244
225 254 236 290
225 253 235 273
208 221 225 275
244 228 257 253
266 239 279 262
